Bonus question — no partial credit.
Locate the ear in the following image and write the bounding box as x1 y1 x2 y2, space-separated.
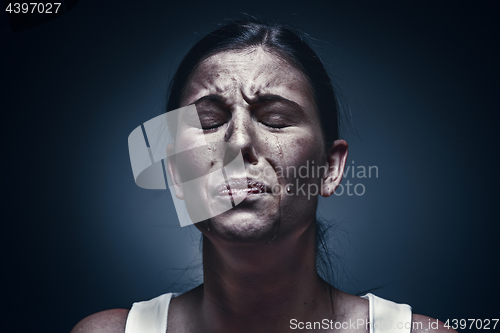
166 143 184 200
320 139 349 197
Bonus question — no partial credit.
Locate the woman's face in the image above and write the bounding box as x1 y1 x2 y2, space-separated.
169 48 330 244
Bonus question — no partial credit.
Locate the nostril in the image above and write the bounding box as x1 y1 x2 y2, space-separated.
242 152 258 166
243 152 256 164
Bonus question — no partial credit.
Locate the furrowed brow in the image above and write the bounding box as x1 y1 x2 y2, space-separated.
251 94 305 112
192 94 226 105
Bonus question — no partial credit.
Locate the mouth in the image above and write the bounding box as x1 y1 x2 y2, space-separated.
216 178 272 199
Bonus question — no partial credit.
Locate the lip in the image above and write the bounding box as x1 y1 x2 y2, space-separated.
215 178 272 199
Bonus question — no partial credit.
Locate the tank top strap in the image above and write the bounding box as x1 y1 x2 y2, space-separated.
125 292 411 333
124 293 174 333
361 293 412 333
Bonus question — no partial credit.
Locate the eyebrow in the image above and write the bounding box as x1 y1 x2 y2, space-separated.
192 93 305 111
192 94 226 105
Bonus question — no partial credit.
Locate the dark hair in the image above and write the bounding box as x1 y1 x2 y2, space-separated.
166 19 340 147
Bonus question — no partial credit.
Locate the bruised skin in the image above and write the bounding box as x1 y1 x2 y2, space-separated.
172 47 329 245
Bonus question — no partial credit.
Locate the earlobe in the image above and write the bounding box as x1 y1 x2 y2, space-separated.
166 144 184 200
320 139 349 198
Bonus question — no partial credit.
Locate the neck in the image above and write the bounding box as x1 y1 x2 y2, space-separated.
199 221 335 333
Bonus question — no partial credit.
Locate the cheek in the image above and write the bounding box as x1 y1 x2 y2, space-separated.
272 134 323 232
278 134 325 180
174 135 235 197
174 133 216 188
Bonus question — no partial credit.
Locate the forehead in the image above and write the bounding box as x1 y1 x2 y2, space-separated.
180 48 316 109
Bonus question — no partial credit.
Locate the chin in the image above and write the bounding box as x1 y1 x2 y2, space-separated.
207 209 281 244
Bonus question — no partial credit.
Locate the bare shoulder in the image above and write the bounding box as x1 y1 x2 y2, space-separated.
70 309 129 333
167 285 203 332
412 314 457 333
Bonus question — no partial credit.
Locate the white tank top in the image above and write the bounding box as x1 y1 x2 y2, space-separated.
124 292 412 333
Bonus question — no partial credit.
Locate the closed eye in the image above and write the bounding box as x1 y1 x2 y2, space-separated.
198 111 229 132
260 121 289 129
253 100 301 130
193 97 230 132
258 113 293 130
202 122 225 132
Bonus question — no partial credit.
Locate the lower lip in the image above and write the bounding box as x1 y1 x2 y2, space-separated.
217 188 269 200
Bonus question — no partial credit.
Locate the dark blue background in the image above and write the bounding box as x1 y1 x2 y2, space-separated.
2 0 499 331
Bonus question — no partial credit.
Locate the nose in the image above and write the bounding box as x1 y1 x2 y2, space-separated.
224 109 258 165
